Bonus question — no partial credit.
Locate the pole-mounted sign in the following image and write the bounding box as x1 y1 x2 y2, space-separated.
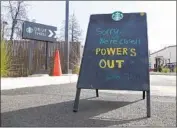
22 21 57 73
22 21 57 42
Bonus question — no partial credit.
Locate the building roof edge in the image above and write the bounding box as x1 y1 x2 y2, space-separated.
150 45 176 55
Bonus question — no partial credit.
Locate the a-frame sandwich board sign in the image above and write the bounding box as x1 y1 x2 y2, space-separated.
73 11 150 117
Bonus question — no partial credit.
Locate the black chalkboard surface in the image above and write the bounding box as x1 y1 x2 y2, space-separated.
73 12 151 117
77 13 149 91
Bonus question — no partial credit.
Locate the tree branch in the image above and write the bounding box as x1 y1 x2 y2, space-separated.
9 1 14 19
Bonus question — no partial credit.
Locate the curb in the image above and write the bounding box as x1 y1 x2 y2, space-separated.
28 74 49 77
1 74 78 90
1 74 175 90
150 72 176 76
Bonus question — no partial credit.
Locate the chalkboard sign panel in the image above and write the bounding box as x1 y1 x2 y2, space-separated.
77 12 150 91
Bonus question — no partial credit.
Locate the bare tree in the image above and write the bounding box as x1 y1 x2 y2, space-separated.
3 1 29 40
59 13 82 42
69 13 82 42
69 43 81 74
1 14 8 40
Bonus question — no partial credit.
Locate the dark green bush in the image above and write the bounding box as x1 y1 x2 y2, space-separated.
72 64 80 75
1 40 11 77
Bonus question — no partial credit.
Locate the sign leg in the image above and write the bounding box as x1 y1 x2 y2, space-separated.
73 88 81 112
96 89 99 97
146 90 151 117
143 91 145 99
45 42 49 71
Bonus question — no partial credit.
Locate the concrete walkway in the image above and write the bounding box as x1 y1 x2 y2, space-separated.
1 74 78 90
1 74 176 97
150 72 176 76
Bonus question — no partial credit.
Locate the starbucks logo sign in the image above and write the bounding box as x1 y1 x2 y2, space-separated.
112 11 123 21
26 27 33 34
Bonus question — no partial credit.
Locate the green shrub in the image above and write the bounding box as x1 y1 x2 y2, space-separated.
174 67 177 73
1 40 11 77
72 64 80 74
161 67 170 73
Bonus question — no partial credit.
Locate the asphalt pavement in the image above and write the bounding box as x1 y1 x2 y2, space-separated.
100 75 176 97
1 78 176 127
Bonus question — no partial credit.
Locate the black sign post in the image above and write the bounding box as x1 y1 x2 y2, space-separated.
73 12 150 117
28 40 34 74
22 21 57 73
45 42 49 70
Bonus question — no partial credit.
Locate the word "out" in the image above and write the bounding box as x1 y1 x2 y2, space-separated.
99 59 124 69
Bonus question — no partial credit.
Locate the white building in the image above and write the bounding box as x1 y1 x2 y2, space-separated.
149 45 176 69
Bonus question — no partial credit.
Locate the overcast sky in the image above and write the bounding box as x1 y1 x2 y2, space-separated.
2 1 176 53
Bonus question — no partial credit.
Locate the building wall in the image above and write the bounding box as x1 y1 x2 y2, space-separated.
150 45 176 69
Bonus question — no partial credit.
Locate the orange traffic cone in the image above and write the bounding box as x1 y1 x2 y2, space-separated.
53 50 62 76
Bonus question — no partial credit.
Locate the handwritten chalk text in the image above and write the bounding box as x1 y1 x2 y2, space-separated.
95 27 139 69
96 28 121 36
106 75 120 80
99 38 141 45
99 59 124 69
124 73 141 80
95 48 136 56
96 28 141 45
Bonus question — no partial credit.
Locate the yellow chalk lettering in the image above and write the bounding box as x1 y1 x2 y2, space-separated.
107 60 115 68
101 48 106 55
123 48 128 56
107 48 116 55
116 60 124 68
130 48 136 56
96 48 100 55
99 59 106 68
116 48 122 55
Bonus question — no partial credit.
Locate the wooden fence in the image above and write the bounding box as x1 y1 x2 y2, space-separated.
5 40 81 77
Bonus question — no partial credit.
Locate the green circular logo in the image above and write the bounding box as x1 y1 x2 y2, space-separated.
112 11 123 21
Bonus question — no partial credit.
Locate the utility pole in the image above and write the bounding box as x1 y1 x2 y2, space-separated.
65 0 69 73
